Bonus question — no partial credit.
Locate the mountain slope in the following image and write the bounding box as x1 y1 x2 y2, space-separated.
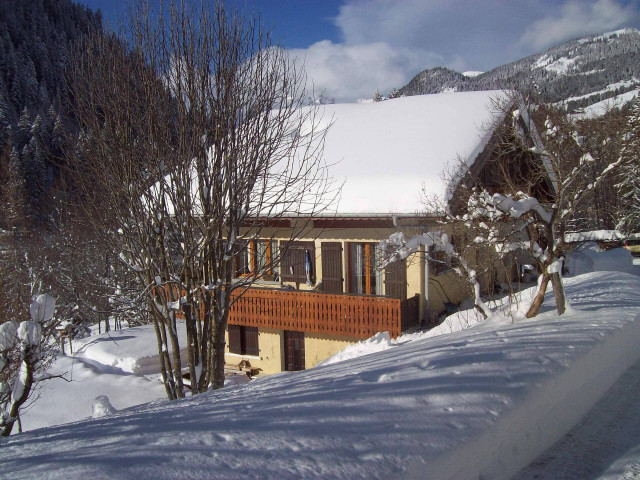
400 28 640 111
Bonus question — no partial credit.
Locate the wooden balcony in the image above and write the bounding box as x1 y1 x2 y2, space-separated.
228 288 420 339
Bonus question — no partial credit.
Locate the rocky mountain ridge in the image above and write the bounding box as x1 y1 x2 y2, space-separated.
399 28 640 111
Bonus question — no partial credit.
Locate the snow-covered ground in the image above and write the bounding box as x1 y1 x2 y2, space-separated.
3 266 640 480
20 320 250 432
20 354 167 432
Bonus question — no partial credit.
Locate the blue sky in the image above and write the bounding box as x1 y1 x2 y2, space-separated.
78 0 640 102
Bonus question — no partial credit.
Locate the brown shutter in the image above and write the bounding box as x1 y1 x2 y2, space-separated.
321 242 343 293
244 327 259 356
284 330 305 371
280 241 315 283
384 258 407 300
228 324 242 354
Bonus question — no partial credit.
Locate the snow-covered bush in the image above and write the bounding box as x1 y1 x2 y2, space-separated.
0 294 56 436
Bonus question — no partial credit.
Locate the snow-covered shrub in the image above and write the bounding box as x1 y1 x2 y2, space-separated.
0 294 56 436
92 395 117 418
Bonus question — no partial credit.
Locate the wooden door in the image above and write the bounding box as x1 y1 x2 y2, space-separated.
321 242 343 293
284 330 305 371
384 258 407 300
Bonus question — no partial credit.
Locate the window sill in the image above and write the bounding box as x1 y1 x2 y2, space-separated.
226 352 262 360
232 278 281 287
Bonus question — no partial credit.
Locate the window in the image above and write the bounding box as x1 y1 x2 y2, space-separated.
228 325 259 356
235 239 278 278
348 243 382 295
280 241 315 283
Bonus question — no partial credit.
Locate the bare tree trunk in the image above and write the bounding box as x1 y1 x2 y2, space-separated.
526 273 550 318
198 290 212 391
212 317 227 390
1 347 35 437
183 302 198 394
152 314 177 400
550 272 566 316
166 312 185 398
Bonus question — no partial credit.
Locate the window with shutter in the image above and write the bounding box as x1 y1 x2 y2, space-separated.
280 241 315 283
228 325 259 356
228 324 242 354
234 239 278 278
384 257 407 300
244 327 259 356
321 242 343 293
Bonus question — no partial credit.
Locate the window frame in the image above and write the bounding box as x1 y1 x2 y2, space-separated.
279 241 315 284
235 239 278 279
347 242 381 295
228 324 259 357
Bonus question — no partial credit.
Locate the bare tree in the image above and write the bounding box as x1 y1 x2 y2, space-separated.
0 215 59 436
382 93 629 323
70 1 335 398
456 97 627 318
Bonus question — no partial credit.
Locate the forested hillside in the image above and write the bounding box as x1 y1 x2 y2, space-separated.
0 0 101 221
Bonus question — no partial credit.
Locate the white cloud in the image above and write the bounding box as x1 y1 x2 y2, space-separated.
289 41 441 102
519 0 639 50
286 0 640 103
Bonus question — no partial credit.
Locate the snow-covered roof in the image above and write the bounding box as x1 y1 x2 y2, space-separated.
316 90 509 215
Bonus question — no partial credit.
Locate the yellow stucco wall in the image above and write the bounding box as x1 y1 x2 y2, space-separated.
428 269 472 314
224 327 283 375
224 327 367 375
304 332 361 369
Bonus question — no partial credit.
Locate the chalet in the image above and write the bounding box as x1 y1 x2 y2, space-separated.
225 91 546 375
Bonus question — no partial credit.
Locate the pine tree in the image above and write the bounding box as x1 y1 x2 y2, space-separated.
616 102 640 233
388 88 401 99
4 146 26 228
14 106 31 150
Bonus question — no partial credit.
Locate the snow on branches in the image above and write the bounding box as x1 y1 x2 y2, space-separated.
1 294 55 436
379 231 492 319
465 190 552 224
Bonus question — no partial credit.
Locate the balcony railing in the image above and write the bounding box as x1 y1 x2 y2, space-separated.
156 284 420 339
228 288 420 339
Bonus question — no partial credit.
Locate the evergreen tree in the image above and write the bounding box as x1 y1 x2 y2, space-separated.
616 101 640 233
388 87 401 99
4 146 26 228
14 107 31 150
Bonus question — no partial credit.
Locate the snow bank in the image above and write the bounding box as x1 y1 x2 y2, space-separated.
20 355 167 431
564 245 635 276
72 322 188 375
3 272 640 480
319 306 486 366
422 276 640 479
317 332 394 366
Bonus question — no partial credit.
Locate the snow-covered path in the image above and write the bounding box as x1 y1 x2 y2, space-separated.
513 358 640 480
